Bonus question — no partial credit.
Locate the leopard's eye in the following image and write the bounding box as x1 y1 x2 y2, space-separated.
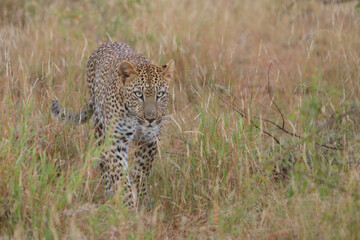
134 91 143 98
156 91 165 98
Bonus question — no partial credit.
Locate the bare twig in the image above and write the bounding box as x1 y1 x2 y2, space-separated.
265 62 343 151
202 65 343 151
202 75 281 145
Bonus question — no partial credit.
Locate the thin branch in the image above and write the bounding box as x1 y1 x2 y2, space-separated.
265 63 342 150
202 67 343 151
204 76 281 145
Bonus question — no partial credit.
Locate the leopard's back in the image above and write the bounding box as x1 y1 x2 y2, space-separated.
86 42 151 94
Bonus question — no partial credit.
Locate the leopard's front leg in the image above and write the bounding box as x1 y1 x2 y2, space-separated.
132 139 158 207
100 120 136 207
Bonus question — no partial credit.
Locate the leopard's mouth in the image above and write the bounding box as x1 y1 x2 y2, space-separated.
137 118 161 127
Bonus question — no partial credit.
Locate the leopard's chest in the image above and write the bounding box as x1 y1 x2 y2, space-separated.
111 112 160 143
135 124 161 142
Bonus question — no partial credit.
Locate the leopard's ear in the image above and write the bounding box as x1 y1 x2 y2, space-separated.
117 60 138 84
162 59 175 81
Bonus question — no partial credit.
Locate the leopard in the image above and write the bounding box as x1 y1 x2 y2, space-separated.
51 41 175 208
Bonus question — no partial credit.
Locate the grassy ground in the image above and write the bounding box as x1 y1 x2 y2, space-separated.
1 0 360 239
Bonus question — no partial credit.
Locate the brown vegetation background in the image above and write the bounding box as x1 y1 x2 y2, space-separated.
0 0 360 239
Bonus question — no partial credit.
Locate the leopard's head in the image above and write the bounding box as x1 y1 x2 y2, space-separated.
117 60 174 127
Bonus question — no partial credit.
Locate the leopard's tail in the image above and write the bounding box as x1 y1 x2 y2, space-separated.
50 99 94 124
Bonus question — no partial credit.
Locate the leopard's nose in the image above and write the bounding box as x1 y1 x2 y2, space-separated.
145 117 155 124
144 100 157 124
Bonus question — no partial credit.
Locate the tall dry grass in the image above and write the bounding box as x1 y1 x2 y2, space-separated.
1 0 360 239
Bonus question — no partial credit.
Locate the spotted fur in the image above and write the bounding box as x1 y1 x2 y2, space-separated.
51 41 174 207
